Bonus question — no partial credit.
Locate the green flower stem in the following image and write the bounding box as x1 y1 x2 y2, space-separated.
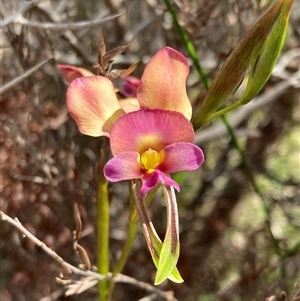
107 183 139 299
164 0 281 256
163 0 210 92
97 149 110 301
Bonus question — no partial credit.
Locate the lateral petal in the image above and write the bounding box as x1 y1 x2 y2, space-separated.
137 47 192 120
110 109 195 155
66 76 125 137
159 142 204 174
104 152 142 182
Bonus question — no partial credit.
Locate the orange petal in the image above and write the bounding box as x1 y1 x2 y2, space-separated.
59 65 94 83
67 76 125 137
137 47 192 120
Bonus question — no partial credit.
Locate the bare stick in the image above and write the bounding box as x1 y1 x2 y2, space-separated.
39 288 65 301
0 211 178 301
0 58 53 94
0 0 41 28
13 13 124 31
0 211 99 278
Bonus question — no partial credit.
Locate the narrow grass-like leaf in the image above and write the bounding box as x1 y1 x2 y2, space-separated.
192 0 294 129
239 0 293 104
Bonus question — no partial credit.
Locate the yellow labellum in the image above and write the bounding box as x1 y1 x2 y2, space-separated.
140 149 161 171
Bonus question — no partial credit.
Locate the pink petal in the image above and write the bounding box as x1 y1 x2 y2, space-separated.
121 76 140 97
67 76 125 137
137 47 192 120
159 142 204 173
119 97 140 113
141 170 180 196
104 152 142 182
58 65 94 83
110 109 195 156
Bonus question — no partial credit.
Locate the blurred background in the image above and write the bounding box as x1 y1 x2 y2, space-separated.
1 0 299 300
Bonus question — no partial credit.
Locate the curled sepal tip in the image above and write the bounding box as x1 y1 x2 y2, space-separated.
154 185 182 285
131 181 183 285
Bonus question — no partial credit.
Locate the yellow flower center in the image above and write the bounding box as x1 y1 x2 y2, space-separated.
140 149 161 172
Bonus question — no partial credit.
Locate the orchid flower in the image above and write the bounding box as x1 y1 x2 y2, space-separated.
66 47 204 284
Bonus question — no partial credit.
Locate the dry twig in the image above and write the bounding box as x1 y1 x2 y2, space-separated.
0 0 41 28
0 58 53 94
13 13 124 31
0 211 178 301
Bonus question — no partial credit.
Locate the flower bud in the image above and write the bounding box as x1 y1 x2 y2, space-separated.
192 0 294 129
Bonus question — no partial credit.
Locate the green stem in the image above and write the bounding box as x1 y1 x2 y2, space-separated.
163 0 210 91
107 183 138 299
97 150 110 301
164 0 281 256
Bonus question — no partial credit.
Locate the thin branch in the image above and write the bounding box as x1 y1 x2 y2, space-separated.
0 211 95 277
216 255 300 300
39 288 65 301
3 119 56 180
124 17 155 43
273 48 300 80
0 211 178 301
8 174 51 185
194 71 300 145
36 4 95 65
138 293 161 301
13 13 124 31
0 0 42 28
0 58 53 94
